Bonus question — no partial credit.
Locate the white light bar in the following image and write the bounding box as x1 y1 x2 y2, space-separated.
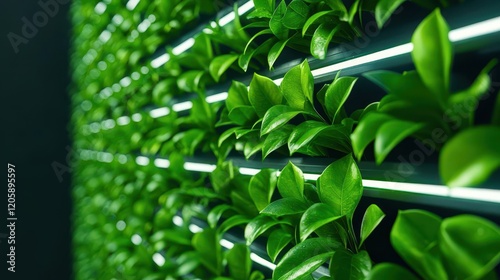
131 234 142 245
152 253 165 267
149 107 170 118
206 92 229 103
117 116 131 126
189 224 203 233
239 167 260 176
251 253 277 270
151 53 170 68
173 38 195 55
132 113 142 122
219 1 254 27
99 30 112 43
94 2 107 15
135 156 150 166
220 239 235 249
154 158 170 168
173 101 193 112
449 16 500 42
126 0 140 11
184 162 216 172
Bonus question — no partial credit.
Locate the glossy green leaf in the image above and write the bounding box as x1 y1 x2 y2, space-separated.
325 0 348 19
249 0 274 18
375 0 406 28
239 38 275 72
244 29 273 55
245 215 283 245
227 81 250 111
282 0 310 30
261 105 305 136
244 140 264 159
228 106 258 126
439 215 500 280
411 9 452 98
311 23 340 59
208 204 233 228
375 119 425 164
219 215 251 234
274 238 342 280
299 203 343 241
177 70 205 92
250 271 266 280
249 73 283 118
227 244 252 280
325 76 358 123
218 127 238 147
288 121 331 155
440 126 500 187
192 228 222 275
367 263 420 280
302 10 335 36
329 249 372 280
277 161 305 200
348 0 360 25
281 59 314 110
268 37 292 69
209 54 239 82
267 228 293 262
391 210 447 280
249 169 278 211
351 112 391 160
262 124 294 159
318 154 362 219
270 1 290 40
359 204 385 247
261 197 310 216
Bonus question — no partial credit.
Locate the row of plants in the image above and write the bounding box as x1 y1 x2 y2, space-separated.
71 0 500 279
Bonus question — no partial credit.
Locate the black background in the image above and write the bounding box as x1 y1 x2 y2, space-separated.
0 0 72 279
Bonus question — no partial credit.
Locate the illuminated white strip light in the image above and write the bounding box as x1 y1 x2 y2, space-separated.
151 1 254 69
126 0 140 11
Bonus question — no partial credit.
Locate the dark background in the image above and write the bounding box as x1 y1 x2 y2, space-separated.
0 0 72 279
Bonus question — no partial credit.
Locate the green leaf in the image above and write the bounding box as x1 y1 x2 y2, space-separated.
359 204 385 247
250 271 266 280
249 73 282 118
282 0 310 30
244 140 264 159
261 105 305 136
228 106 258 126
311 23 340 59
391 210 447 280
209 54 239 82
239 38 275 72
177 70 205 92
411 8 452 98
244 29 274 54
288 121 331 155
192 228 222 275
325 76 358 123
270 1 290 40
348 0 360 25
299 203 343 241
227 244 252 280
208 204 233 228
267 228 293 262
226 81 250 111
374 119 425 165
375 0 406 28
245 215 282 245
263 124 294 159
218 215 251 234
268 37 292 69
440 126 500 187
330 249 372 280
302 10 335 37
318 154 362 219
367 263 420 280
277 161 305 200
324 0 348 20
218 127 238 147
281 59 315 110
261 197 310 216
249 169 278 211
439 215 500 280
274 237 342 280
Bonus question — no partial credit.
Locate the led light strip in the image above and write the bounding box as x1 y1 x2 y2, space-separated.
80 150 500 204
83 15 500 134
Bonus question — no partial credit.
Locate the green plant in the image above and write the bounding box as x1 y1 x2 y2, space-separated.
351 9 496 168
245 155 386 279
218 59 376 159
369 210 500 280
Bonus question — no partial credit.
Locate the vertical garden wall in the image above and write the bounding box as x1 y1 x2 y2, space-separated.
71 0 500 279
